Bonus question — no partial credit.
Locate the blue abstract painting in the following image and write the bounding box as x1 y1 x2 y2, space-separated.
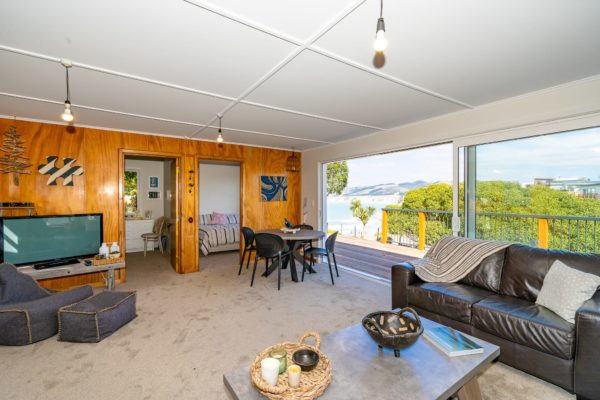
261 176 288 202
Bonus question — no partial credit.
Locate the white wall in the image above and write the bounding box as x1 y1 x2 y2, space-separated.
199 162 240 215
125 158 165 219
302 76 600 229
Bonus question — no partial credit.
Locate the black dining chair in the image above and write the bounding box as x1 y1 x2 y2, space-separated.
293 223 315 261
238 227 256 275
302 231 339 285
251 233 289 291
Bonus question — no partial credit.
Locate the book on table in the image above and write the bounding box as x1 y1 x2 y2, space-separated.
424 327 484 357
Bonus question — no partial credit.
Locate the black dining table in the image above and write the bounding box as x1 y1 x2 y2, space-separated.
256 228 326 282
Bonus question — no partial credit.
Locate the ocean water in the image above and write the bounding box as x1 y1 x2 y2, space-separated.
326 198 396 239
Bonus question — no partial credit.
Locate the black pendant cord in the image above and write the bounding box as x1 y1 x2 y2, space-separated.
218 115 222 133
380 0 383 18
65 67 71 103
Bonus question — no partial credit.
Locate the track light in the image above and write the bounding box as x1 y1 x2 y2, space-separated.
60 59 74 122
216 114 224 143
373 0 388 52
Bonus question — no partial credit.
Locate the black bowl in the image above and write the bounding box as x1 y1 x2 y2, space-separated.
292 349 319 371
361 308 423 357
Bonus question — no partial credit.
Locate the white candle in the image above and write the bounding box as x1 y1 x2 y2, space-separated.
261 357 280 386
287 365 301 388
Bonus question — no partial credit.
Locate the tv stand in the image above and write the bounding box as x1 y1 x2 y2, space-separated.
20 260 126 290
33 258 80 270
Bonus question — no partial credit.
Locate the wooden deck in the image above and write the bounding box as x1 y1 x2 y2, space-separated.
333 236 424 281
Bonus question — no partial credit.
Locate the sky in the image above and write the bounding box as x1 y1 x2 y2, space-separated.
346 144 453 187
342 127 600 187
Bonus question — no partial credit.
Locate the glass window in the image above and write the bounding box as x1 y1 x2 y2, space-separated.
124 170 139 216
461 126 600 252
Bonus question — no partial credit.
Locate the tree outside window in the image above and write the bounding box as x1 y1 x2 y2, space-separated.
124 170 139 216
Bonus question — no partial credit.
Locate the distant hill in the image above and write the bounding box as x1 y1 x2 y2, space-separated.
341 180 431 196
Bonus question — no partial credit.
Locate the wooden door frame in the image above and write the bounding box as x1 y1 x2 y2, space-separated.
119 149 183 273
196 156 245 270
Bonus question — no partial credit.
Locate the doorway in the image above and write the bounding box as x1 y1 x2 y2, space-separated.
320 143 453 280
198 160 242 260
120 152 180 272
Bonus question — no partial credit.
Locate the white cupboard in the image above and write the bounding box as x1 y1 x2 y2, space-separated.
125 219 155 253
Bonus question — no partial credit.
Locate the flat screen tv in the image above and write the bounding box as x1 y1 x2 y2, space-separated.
0 214 103 266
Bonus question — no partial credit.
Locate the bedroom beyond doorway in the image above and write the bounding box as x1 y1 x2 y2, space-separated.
198 160 241 258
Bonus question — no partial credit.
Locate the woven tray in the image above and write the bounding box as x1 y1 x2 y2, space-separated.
250 332 332 400
92 256 124 266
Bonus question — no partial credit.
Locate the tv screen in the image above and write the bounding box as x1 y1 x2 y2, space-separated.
0 214 103 266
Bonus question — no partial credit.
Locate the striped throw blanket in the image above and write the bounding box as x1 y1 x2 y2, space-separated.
413 236 511 282
199 223 240 256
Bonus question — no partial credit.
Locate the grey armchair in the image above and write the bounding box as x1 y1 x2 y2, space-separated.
0 263 93 345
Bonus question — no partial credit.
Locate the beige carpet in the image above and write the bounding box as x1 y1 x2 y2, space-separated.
0 252 575 400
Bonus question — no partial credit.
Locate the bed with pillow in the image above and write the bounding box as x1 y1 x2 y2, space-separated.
199 212 240 256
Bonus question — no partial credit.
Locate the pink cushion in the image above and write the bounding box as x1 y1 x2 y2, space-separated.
211 212 228 225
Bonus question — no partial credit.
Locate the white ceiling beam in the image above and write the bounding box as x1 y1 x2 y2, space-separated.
239 100 383 130
0 44 381 131
186 0 369 138
0 44 236 103
0 91 332 145
308 46 474 109
181 0 473 111
182 0 304 46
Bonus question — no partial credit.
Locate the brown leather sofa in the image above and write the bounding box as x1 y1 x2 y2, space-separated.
391 243 600 400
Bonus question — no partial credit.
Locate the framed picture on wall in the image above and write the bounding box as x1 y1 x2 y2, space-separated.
148 191 161 199
149 176 159 188
260 176 288 202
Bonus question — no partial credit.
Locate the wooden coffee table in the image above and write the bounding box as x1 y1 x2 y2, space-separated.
223 317 499 400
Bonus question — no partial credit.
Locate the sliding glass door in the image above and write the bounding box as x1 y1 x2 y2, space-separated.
457 126 600 252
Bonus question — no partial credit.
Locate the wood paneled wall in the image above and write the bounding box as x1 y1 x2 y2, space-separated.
0 119 301 285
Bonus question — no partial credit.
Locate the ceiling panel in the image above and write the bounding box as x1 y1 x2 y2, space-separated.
0 95 195 138
246 50 463 128
224 103 378 143
197 126 321 150
200 0 358 41
0 51 231 124
314 0 600 105
0 0 296 97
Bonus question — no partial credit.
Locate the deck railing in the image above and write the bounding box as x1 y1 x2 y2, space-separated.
381 208 600 253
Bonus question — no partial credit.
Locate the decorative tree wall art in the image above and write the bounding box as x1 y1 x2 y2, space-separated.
38 156 85 186
0 124 32 186
260 176 288 202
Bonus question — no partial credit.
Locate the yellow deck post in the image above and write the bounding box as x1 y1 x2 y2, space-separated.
538 218 549 249
381 209 388 244
418 212 426 250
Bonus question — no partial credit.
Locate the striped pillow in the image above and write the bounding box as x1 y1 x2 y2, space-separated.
200 214 213 225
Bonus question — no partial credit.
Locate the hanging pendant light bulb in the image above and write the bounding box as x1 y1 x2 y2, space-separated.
60 59 75 122
373 0 388 52
61 101 74 122
216 114 224 143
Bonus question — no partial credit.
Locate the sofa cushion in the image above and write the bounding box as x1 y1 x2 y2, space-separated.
408 282 494 323
460 249 506 293
0 263 49 305
499 244 600 302
472 294 575 360
536 260 600 323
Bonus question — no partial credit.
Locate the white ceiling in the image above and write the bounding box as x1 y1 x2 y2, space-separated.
1 0 599 150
